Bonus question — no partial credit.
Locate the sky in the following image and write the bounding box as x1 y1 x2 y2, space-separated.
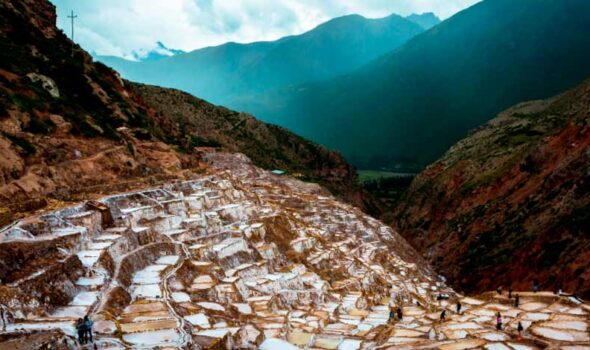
50 0 481 61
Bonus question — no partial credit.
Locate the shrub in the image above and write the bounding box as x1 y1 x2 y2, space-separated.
1 132 35 156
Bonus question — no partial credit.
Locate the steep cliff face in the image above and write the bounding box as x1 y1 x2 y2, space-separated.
0 0 371 218
394 77 590 298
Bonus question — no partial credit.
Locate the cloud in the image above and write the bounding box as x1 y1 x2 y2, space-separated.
50 0 481 58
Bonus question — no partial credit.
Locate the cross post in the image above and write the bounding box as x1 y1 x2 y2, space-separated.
67 10 77 56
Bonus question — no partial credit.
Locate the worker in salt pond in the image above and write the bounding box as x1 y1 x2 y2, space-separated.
84 315 94 343
456 301 462 314
440 309 446 322
396 306 403 321
496 312 503 330
389 305 395 324
76 318 85 344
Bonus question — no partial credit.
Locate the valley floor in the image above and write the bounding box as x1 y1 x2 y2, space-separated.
0 153 587 349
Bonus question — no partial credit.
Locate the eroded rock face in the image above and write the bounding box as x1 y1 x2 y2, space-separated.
26 73 59 98
0 153 588 349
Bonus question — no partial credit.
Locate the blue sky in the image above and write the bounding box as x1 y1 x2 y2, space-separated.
50 0 481 60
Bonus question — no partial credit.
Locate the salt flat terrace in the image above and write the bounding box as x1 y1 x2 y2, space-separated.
0 153 587 349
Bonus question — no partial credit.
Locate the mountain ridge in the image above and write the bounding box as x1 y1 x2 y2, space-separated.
405 12 440 29
97 12 426 105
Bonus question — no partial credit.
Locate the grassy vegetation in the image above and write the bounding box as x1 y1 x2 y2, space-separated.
1 132 35 156
358 170 414 183
189 135 221 148
360 169 416 209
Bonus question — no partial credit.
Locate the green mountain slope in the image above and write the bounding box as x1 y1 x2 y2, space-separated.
235 0 590 171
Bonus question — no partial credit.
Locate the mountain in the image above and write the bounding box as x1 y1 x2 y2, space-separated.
405 12 440 29
234 0 590 171
394 76 590 298
97 13 426 105
0 0 369 218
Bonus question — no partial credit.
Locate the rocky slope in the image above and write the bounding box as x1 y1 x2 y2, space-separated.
0 0 367 220
394 77 590 299
0 152 587 349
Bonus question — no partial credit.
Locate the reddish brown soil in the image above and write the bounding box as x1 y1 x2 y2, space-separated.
394 78 590 298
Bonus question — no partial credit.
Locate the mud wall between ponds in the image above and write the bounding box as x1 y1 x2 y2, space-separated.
0 234 81 283
99 286 131 319
98 242 180 318
175 260 202 288
0 255 84 317
115 241 179 289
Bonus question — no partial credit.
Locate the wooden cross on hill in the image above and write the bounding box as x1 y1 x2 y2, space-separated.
67 10 77 56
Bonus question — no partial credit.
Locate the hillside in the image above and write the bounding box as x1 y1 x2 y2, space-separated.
97 13 425 106
0 0 366 218
234 0 590 170
394 76 590 298
131 83 378 213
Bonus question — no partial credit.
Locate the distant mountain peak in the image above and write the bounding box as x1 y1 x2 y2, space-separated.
131 41 185 62
405 12 441 29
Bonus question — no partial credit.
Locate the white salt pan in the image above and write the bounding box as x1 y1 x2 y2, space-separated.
156 255 180 265
260 338 299 350
70 292 98 306
185 313 210 328
123 329 180 346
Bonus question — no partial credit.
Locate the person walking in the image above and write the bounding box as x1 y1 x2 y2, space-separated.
514 294 520 308
389 306 396 324
397 306 403 321
456 301 462 314
76 318 85 345
496 312 503 330
440 309 446 322
0 305 5 332
83 315 94 343
517 321 524 339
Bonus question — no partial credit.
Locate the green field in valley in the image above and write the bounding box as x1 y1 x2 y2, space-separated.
358 170 415 183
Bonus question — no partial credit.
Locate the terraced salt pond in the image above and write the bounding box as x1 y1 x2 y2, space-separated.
0 153 588 349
